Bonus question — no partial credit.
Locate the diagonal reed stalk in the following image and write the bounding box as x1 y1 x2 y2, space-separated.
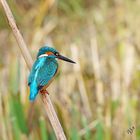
0 0 66 139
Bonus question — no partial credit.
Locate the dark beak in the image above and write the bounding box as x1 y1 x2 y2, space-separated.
57 54 76 64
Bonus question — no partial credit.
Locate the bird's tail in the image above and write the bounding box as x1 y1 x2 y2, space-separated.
29 82 38 101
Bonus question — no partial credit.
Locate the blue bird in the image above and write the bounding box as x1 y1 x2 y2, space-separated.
28 46 75 101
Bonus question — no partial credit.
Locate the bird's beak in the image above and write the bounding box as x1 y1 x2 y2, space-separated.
57 54 76 63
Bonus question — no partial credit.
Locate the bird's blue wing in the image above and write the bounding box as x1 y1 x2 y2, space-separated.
28 58 46 86
36 58 58 87
28 58 47 100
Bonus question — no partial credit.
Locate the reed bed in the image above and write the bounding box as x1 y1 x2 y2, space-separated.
0 0 140 140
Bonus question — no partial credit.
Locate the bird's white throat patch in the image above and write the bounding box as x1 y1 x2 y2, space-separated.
38 54 48 58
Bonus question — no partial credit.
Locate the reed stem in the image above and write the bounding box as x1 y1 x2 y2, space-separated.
0 0 66 139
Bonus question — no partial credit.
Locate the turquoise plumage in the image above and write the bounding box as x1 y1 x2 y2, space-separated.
28 46 75 101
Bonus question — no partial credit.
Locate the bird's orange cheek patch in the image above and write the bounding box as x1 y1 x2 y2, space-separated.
46 52 53 55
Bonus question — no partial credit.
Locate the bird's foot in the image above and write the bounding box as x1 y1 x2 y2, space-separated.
40 89 49 95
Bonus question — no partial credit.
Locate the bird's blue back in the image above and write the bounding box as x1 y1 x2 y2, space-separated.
28 57 58 100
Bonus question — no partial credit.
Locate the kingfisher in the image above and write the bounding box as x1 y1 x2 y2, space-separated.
28 46 75 101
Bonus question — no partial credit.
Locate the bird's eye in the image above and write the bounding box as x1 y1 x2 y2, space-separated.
55 52 59 56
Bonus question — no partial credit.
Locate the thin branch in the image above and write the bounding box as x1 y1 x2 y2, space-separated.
0 0 33 70
0 0 67 139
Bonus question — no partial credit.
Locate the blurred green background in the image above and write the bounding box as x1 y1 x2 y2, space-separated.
0 0 140 140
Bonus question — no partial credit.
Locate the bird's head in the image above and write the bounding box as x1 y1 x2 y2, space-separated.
37 46 75 63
